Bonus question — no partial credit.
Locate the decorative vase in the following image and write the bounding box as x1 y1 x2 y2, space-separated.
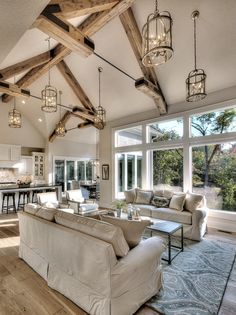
116 208 122 218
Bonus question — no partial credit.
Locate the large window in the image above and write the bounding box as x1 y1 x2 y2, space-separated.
152 149 183 192
192 142 236 211
116 152 142 197
147 118 183 143
113 105 236 213
115 126 142 147
191 108 236 137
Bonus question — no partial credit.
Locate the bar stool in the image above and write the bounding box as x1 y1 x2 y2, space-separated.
2 192 17 214
18 191 30 210
31 189 44 203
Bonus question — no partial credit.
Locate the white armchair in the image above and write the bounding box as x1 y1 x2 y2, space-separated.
37 192 71 211
66 189 98 215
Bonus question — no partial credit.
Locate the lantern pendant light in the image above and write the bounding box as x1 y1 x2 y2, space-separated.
9 97 22 128
142 0 173 67
9 76 22 128
186 11 206 102
55 91 66 137
41 38 57 112
95 67 106 125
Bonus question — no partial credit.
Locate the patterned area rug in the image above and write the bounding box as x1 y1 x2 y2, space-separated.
146 239 236 315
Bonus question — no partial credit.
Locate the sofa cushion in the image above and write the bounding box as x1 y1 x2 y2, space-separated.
55 211 129 257
135 189 153 204
169 193 186 211
151 208 192 225
124 188 136 203
185 193 204 212
24 203 41 215
101 215 151 248
151 196 170 208
153 190 173 199
35 207 58 221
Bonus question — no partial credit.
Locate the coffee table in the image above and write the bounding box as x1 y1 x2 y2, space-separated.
147 220 183 264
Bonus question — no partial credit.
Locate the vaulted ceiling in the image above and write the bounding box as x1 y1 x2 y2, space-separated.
1 0 236 144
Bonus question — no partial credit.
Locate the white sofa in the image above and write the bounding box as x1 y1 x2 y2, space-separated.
18 206 165 315
125 189 209 241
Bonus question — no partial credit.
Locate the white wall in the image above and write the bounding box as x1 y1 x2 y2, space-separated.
47 138 97 184
0 100 45 148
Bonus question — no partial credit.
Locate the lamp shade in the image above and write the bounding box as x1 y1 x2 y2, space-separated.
142 11 173 67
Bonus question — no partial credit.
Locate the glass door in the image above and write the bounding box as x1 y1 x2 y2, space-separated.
66 161 75 190
54 160 65 191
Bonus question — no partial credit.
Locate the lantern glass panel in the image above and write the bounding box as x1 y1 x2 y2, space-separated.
8 109 21 128
41 85 57 112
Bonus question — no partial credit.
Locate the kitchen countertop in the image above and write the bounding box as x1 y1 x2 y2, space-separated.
0 184 62 191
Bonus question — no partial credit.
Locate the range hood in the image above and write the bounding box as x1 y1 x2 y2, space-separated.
0 161 21 168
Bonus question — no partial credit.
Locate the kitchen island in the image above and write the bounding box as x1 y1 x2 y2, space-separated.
0 185 62 213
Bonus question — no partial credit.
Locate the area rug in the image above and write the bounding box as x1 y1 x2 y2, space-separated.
146 239 236 315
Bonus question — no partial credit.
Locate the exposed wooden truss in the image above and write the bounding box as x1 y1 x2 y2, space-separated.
0 52 51 80
57 60 95 111
2 0 135 104
71 108 104 130
48 0 119 19
34 8 95 57
0 81 30 99
120 7 167 114
135 78 166 113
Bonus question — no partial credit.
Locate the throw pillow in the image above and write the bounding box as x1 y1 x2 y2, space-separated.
24 203 41 215
35 207 58 221
124 188 136 203
185 192 204 212
135 189 153 204
151 196 170 208
101 215 151 248
169 193 186 211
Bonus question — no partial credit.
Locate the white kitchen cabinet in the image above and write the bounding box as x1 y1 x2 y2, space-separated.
0 144 11 160
0 144 21 161
11 145 21 161
32 152 45 179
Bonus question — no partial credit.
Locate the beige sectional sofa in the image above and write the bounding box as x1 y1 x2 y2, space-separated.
18 204 165 315
124 188 209 241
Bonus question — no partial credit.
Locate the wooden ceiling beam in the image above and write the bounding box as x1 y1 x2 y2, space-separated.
57 60 95 112
120 7 167 114
34 9 94 57
135 78 166 113
48 0 118 19
0 81 30 99
0 52 51 80
2 0 135 104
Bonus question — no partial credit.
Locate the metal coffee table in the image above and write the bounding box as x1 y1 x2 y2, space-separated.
147 220 184 264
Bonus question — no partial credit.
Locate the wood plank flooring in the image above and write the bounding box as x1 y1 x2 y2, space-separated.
0 214 235 315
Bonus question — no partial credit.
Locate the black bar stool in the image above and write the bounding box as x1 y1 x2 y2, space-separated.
18 191 30 210
2 192 17 214
31 189 45 203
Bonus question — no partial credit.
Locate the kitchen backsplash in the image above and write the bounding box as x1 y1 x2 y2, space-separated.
0 168 18 182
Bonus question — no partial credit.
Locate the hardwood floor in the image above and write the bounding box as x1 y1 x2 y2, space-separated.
0 214 235 315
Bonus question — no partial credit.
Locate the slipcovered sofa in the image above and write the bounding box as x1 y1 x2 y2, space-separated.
124 188 209 241
18 204 165 315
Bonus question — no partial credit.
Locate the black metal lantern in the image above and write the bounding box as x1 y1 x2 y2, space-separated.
186 11 206 102
95 67 106 125
41 38 57 112
142 0 173 67
9 97 22 128
55 91 66 137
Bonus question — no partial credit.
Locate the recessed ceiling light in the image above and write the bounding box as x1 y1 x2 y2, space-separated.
22 100 25 104
38 118 42 122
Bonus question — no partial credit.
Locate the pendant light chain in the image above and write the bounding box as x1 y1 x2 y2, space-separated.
194 16 197 70
47 38 51 86
155 0 158 12
98 67 102 107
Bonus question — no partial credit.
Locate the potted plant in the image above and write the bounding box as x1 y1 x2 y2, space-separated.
112 199 126 218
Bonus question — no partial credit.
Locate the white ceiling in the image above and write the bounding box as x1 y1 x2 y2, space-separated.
1 0 236 144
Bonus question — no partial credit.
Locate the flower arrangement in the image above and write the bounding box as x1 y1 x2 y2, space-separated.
112 199 126 210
